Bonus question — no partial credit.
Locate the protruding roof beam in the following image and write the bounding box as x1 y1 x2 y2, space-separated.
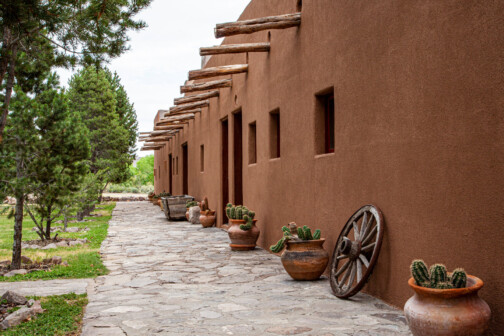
215 13 301 38
167 108 202 117
154 125 185 131
188 64 248 81
181 79 232 94
169 100 209 114
200 43 270 56
174 91 219 105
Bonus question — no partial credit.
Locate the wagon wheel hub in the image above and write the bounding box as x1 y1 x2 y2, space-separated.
338 237 361 261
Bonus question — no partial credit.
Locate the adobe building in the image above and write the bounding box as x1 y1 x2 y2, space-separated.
150 0 504 332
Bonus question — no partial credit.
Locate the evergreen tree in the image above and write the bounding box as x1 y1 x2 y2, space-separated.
0 0 153 140
0 74 90 267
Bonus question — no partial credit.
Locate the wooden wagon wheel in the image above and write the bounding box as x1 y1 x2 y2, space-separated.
330 205 384 299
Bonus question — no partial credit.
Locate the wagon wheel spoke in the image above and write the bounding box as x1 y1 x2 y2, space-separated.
334 259 351 278
330 205 384 299
361 242 376 253
361 224 377 246
338 261 354 289
356 258 363 283
352 220 360 241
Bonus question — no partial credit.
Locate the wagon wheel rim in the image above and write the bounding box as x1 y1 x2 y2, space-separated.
330 205 384 299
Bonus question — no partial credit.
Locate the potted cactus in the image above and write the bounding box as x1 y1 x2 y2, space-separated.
199 197 216 228
404 260 491 336
226 203 260 251
155 192 171 208
186 200 198 220
270 222 329 280
148 191 155 202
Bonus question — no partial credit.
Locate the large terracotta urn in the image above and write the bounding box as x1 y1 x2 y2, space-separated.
404 276 491 336
200 210 216 228
281 239 329 280
227 219 260 251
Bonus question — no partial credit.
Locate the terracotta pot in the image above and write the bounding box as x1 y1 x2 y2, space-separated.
280 239 329 280
227 219 260 251
157 199 162 207
200 210 216 228
404 276 491 336
185 209 189 221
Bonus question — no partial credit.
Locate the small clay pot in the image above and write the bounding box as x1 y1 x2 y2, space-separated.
227 219 260 251
404 276 491 336
157 199 162 207
200 210 216 228
281 239 329 280
185 209 190 221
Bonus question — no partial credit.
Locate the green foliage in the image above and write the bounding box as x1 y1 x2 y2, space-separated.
0 0 153 140
270 224 322 253
186 200 198 208
68 66 132 185
410 260 467 289
0 293 88 336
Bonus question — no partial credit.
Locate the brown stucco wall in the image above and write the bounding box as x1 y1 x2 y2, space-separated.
154 1 504 333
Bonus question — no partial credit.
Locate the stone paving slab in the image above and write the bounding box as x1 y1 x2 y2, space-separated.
82 202 411 336
0 279 91 297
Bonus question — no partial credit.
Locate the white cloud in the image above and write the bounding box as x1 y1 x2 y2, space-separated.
58 0 251 157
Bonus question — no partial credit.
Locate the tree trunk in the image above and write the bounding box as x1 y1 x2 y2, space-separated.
44 205 52 240
12 194 23 269
0 41 18 143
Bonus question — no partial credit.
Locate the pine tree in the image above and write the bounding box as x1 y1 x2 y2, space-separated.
0 73 90 267
0 0 153 140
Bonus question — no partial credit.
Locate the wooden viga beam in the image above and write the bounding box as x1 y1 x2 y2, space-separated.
215 13 301 38
158 113 195 123
188 64 248 81
181 79 232 94
166 108 202 117
154 125 185 131
200 43 270 56
169 100 209 114
143 142 166 147
174 91 219 105
139 136 173 142
141 147 163 151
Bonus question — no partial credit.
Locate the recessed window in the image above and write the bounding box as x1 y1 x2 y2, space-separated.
172 158 175 175
315 88 335 154
176 157 179 175
200 145 205 172
270 109 280 158
296 0 303 12
154 168 157 179
249 122 257 164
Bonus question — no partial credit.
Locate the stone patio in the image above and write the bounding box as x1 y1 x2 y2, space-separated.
82 202 411 335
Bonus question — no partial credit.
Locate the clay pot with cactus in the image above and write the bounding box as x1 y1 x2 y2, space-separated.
226 203 260 251
404 260 491 336
186 200 198 220
199 197 216 228
270 223 328 280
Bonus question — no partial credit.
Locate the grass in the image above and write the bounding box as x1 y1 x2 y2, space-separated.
0 203 115 282
0 293 88 336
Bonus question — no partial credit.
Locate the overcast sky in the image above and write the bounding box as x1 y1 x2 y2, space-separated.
58 0 251 158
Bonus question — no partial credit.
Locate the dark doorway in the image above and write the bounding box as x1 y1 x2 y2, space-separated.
168 154 173 194
233 111 243 205
182 143 188 195
221 118 229 224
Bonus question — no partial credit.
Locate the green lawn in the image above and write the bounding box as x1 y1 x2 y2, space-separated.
0 293 88 336
0 203 115 281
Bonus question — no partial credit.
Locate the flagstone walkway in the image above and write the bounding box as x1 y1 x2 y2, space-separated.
81 202 411 336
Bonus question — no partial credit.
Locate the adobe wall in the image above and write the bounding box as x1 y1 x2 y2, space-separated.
154 0 504 333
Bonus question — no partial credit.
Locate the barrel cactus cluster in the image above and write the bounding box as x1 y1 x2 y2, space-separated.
225 203 255 230
411 260 467 289
270 223 321 253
